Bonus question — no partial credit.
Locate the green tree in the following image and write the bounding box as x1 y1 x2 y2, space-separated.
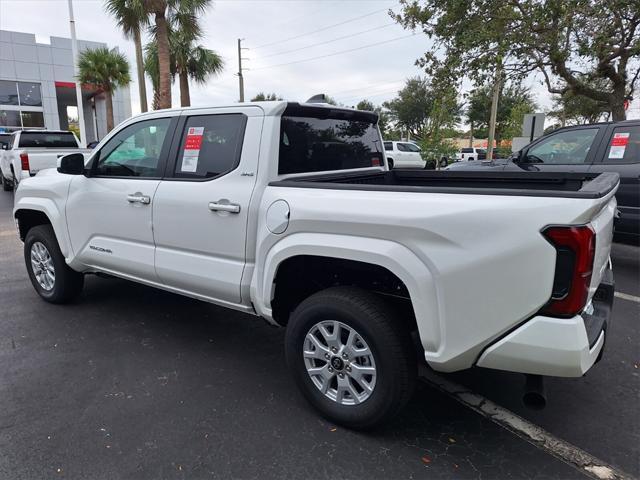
251 92 284 101
144 4 223 108
105 0 149 112
466 82 537 141
383 76 460 140
392 0 640 121
172 30 223 107
142 41 168 110
356 99 390 137
550 89 611 125
77 47 131 132
143 0 211 109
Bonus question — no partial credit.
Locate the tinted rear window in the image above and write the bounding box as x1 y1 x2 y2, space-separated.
19 132 77 148
279 115 383 174
0 134 11 147
461 148 473 153
384 142 393 151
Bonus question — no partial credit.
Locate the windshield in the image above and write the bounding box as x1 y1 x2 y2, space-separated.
279 110 382 175
19 132 77 148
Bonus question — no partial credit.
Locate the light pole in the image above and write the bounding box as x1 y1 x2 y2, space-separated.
67 0 87 147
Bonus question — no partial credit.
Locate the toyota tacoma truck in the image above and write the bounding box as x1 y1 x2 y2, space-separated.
13 101 617 428
1 129 91 191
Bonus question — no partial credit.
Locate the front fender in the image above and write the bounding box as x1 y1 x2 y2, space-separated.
13 196 72 259
251 232 442 355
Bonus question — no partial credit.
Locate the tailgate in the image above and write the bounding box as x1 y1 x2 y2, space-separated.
588 195 616 300
22 150 61 174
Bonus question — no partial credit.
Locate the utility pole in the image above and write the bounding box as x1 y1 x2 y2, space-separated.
67 0 87 147
237 39 245 102
486 62 502 161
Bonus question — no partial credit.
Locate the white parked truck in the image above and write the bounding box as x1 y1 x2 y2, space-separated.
1 130 91 191
13 102 617 428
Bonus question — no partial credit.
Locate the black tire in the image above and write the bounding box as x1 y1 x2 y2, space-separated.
387 158 394 169
24 225 84 304
1 173 12 191
285 286 416 429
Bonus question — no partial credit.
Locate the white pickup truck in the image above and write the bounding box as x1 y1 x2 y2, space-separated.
0 130 90 191
13 101 617 428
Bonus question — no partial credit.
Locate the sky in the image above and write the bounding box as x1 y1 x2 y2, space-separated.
1 0 638 122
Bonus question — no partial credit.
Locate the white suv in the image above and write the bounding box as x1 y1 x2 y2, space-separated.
455 147 487 162
383 141 425 169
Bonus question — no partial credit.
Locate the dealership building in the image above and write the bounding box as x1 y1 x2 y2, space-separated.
0 29 131 142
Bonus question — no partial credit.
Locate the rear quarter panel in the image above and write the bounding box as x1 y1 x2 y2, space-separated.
253 185 616 372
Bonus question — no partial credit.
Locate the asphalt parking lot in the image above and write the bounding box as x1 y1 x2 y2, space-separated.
0 190 638 480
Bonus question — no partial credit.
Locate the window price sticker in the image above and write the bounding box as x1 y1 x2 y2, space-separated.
181 127 204 172
609 132 630 159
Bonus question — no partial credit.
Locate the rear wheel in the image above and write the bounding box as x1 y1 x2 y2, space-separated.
285 287 416 429
24 225 84 303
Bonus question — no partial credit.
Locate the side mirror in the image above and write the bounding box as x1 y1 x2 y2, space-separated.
510 151 523 163
58 153 86 175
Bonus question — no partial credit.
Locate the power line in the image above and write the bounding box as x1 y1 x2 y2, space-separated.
251 6 391 49
260 23 395 59
253 33 416 70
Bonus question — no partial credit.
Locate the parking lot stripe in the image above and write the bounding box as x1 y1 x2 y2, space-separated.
419 367 633 480
614 291 640 304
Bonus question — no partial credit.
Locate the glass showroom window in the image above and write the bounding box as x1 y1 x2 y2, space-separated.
0 81 45 130
0 81 19 105
17 82 43 107
21 111 45 128
0 110 21 128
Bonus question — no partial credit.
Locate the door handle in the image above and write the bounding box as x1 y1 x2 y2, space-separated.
127 194 151 204
209 202 241 214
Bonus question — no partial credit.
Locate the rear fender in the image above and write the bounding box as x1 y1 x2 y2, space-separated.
252 232 442 354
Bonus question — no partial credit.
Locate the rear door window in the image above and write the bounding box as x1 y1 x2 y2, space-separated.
18 132 78 148
172 114 247 179
384 142 393 151
279 111 383 174
603 126 640 164
403 143 421 153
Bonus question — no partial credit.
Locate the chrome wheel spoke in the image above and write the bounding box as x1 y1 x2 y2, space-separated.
303 320 377 406
30 242 55 291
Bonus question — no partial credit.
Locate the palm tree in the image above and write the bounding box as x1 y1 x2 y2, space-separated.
172 30 223 107
144 0 211 109
143 41 174 110
77 47 131 132
105 0 149 112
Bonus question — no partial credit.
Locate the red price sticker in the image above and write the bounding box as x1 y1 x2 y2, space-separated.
611 132 630 147
185 126 204 150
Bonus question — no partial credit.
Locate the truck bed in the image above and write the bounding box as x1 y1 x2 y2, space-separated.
270 170 620 199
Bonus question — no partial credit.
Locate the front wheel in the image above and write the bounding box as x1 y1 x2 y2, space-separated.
24 225 84 303
285 287 416 429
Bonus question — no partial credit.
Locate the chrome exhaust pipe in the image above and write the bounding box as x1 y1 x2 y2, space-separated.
522 374 546 410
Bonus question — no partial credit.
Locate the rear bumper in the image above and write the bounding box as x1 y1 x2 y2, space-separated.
476 270 613 377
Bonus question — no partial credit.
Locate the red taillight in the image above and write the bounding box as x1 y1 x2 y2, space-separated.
20 152 30 171
541 225 595 317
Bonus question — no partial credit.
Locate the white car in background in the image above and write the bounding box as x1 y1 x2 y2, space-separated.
455 147 487 162
383 141 425 169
